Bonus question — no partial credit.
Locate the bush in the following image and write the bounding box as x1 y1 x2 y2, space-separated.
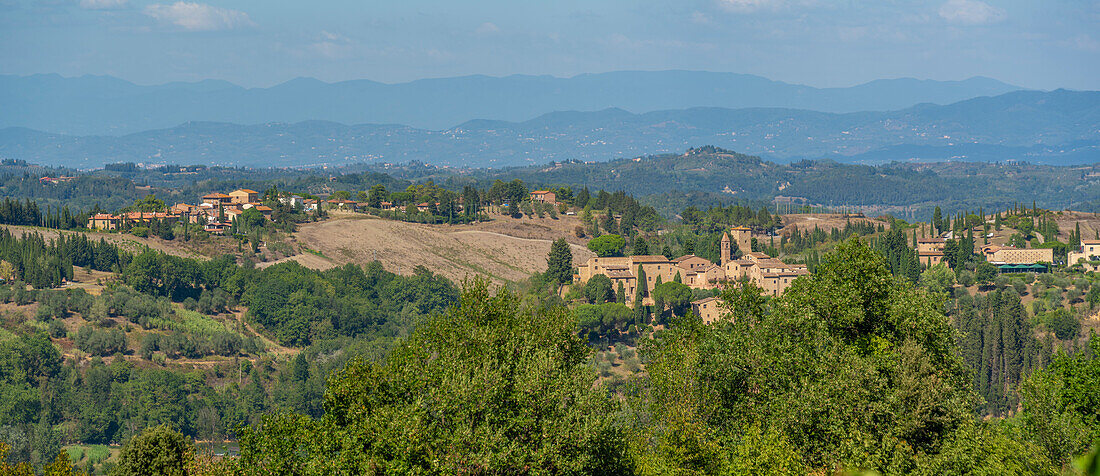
114 425 194 476
624 356 642 373
1012 279 1028 296
130 227 150 238
74 326 127 356
1047 309 1080 340
48 319 67 338
957 271 975 288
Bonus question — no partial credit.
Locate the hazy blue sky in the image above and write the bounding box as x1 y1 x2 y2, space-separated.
1 0 1097 89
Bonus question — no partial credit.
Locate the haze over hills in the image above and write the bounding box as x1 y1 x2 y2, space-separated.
0 71 1023 135
1 89 1096 169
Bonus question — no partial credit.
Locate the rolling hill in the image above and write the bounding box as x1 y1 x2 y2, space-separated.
1 89 1097 169
0 71 1021 135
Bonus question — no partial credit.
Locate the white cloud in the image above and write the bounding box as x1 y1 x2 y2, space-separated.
144 2 254 31
475 22 500 35
938 0 1006 25
79 0 128 10
308 31 355 59
718 0 782 13
1070 33 1100 52
691 11 713 25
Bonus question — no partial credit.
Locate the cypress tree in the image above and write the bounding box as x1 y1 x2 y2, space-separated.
545 238 573 285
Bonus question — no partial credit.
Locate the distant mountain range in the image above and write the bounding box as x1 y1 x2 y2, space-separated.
1 89 1097 169
0 71 1022 135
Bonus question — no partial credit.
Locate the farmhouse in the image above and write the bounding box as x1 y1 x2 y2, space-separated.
530 190 557 203
1068 239 1100 271
229 189 260 204
87 213 120 230
201 193 232 206
916 238 947 267
691 296 723 325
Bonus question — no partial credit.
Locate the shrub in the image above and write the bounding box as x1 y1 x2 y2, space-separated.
957 271 975 288
48 319 67 338
74 326 127 356
1047 309 1080 340
130 227 150 238
624 357 642 373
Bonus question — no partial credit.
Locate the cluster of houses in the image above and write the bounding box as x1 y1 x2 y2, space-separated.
575 226 810 325
87 189 273 235
917 237 1056 272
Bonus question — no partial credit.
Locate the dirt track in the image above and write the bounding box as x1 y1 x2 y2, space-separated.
280 216 594 285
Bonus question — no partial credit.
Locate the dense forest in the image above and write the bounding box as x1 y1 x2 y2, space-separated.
3 149 1100 223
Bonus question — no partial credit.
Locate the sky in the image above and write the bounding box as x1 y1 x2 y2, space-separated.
1 0 1097 90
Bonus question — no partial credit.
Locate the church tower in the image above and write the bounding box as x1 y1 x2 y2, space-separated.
720 232 731 266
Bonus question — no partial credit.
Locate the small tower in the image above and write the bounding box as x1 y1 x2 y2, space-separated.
730 226 752 255
720 232 731 266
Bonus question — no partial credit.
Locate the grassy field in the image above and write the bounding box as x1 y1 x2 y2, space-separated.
277 214 595 285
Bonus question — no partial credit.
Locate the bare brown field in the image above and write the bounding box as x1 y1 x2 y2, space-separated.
1050 211 1100 241
280 215 594 285
777 213 882 234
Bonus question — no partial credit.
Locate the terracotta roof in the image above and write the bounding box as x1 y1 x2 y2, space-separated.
255 206 273 212
203 193 231 198
917 238 946 243
232 189 258 194
692 296 718 305
531 190 553 195
631 255 670 263
606 269 634 279
671 254 700 263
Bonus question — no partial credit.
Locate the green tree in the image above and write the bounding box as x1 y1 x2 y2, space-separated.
651 281 692 322
1020 336 1100 467
633 237 649 255
366 184 387 208
112 425 194 476
587 234 625 257
634 237 980 473
545 238 573 285
976 261 998 284
234 280 629 474
584 274 615 304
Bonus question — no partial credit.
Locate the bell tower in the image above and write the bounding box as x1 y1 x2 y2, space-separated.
720 232 731 266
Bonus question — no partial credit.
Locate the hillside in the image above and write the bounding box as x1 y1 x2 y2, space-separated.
269 214 594 285
2 89 1097 169
457 148 1100 216
0 71 1020 135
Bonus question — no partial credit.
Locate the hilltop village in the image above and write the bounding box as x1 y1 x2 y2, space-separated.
87 188 274 235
